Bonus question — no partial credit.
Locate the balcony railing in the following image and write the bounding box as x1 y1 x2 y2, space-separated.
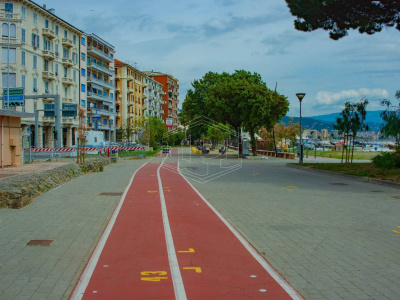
87 61 114 76
127 87 134 93
42 71 55 81
42 28 55 39
42 50 55 60
0 37 21 46
87 76 114 89
62 77 74 86
62 97 73 103
62 58 73 67
0 12 21 22
87 91 114 104
62 38 73 48
87 45 113 62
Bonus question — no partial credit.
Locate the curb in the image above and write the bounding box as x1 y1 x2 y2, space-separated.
286 163 400 189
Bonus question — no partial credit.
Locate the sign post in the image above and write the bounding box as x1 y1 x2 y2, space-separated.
3 88 24 106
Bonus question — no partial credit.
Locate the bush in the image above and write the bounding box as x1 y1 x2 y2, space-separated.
372 152 396 169
394 146 400 168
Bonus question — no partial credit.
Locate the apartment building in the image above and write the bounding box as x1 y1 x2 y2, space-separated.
144 75 164 121
114 59 147 128
144 71 179 130
86 33 115 143
0 1 83 147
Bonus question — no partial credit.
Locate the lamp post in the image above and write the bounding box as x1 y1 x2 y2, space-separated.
1 9 11 110
296 93 306 163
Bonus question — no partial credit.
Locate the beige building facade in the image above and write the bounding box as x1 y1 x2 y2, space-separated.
0 0 83 148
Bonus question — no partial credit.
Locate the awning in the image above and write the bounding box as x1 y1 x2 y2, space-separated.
91 83 103 91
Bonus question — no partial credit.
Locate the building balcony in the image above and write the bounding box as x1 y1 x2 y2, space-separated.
160 110 165 114
127 87 134 93
42 50 55 60
42 28 56 39
142 105 147 111
62 77 74 86
87 61 114 77
42 116 55 123
115 86 120 92
62 97 73 103
87 91 114 105
128 113 134 118
89 108 113 117
87 76 114 89
42 71 55 81
127 76 134 82
62 117 74 125
62 38 73 48
128 101 134 107
0 12 21 22
62 58 73 67
116 111 121 118
87 45 113 63
0 37 22 47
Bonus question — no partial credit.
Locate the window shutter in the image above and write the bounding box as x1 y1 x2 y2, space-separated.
9 48 16 63
32 33 35 46
10 24 16 38
36 35 39 48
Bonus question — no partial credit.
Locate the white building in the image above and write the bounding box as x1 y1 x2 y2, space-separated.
0 0 83 147
144 75 164 121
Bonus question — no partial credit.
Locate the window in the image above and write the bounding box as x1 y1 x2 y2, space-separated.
73 35 76 44
43 37 51 51
45 19 49 29
110 119 113 125
21 50 25 66
55 43 59 55
32 33 39 48
2 72 16 88
110 93 114 99
87 116 90 124
81 100 85 107
33 13 37 25
103 118 107 125
81 52 85 61
81 84 85 92
55 84 58 93
5 3 13 13
64 66 67 77
55 25 58 36
2 23 16 38
64 30 67 39
55 63 58 76
21 75 25 89
2 48 16 63
45 81 49 93
33 78 37 92
21 28 25 43
73 69 76 82
33 55 37 69
44 59 49 71
64 86 68 97
81 37 85 45
81 68 85 76
110 53 113 59
63 47 69 59
21 6 26 19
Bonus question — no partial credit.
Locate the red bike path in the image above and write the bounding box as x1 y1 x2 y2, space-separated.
71 158 301 299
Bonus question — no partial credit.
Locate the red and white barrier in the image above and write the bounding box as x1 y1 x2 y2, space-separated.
24 146 145 152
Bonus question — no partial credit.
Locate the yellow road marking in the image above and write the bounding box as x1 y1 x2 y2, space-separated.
178 248 195 253
141 271 167 276
147 190 158 193
183 267 202 273
282 185 298 192
141 277 168 282
252 173 260 176
393 230 400 234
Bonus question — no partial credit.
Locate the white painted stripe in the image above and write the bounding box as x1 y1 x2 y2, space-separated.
177 161 303 300
70 159 151 300
157 161 187 300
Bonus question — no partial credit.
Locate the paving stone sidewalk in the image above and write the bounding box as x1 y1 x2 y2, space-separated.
0 159 147 299
186 157 400 300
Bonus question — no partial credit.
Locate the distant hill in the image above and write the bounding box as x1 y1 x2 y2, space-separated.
283 110 385 132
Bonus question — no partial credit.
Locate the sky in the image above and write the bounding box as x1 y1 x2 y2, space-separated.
40 0 400 117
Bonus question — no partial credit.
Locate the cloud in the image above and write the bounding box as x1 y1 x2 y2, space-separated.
316 88 389 106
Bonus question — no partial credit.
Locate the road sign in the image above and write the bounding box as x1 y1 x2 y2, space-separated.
62 104 77 117
3 88 24 106
166 118 173 127
92 115 101 120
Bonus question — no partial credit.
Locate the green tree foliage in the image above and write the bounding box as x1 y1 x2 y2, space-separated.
207 123 231 148
334 98 369 163
285 0 400 40
147 117 167 149
380 91 400 145
180 70 289 155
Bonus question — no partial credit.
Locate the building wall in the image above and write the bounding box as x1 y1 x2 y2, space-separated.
0 115 22 167
144 76 163 120
0 1 82 148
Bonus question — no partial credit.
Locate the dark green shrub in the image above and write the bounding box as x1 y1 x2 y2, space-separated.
394 146 400 168
372 152 396 169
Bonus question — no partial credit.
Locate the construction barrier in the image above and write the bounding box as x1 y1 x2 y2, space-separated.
24 146 144 152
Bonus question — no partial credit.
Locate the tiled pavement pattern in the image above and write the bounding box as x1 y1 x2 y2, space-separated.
185 158 400 300
0 159 147 299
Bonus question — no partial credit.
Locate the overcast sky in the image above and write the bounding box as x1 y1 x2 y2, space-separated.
42 0 400 117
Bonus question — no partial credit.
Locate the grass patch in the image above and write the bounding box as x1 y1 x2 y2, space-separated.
145 149 161 157
303 150 380 160
300 163 400 183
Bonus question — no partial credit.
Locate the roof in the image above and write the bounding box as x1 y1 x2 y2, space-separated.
0 110 34 118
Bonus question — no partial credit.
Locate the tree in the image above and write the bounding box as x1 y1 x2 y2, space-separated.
334 98 369 163
285 0 400 40
147 117 167 149
207 123 231 148
380 91 400 145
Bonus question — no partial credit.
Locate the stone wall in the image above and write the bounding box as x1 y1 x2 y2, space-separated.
0 160 108 209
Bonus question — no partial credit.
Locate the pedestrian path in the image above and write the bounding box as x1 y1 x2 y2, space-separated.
71 151 301 299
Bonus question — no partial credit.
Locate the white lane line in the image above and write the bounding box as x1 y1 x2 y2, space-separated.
70 159 151 300
157 161 187 300
177 162 303 300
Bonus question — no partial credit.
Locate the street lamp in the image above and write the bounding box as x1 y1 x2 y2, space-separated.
296 93 306 163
